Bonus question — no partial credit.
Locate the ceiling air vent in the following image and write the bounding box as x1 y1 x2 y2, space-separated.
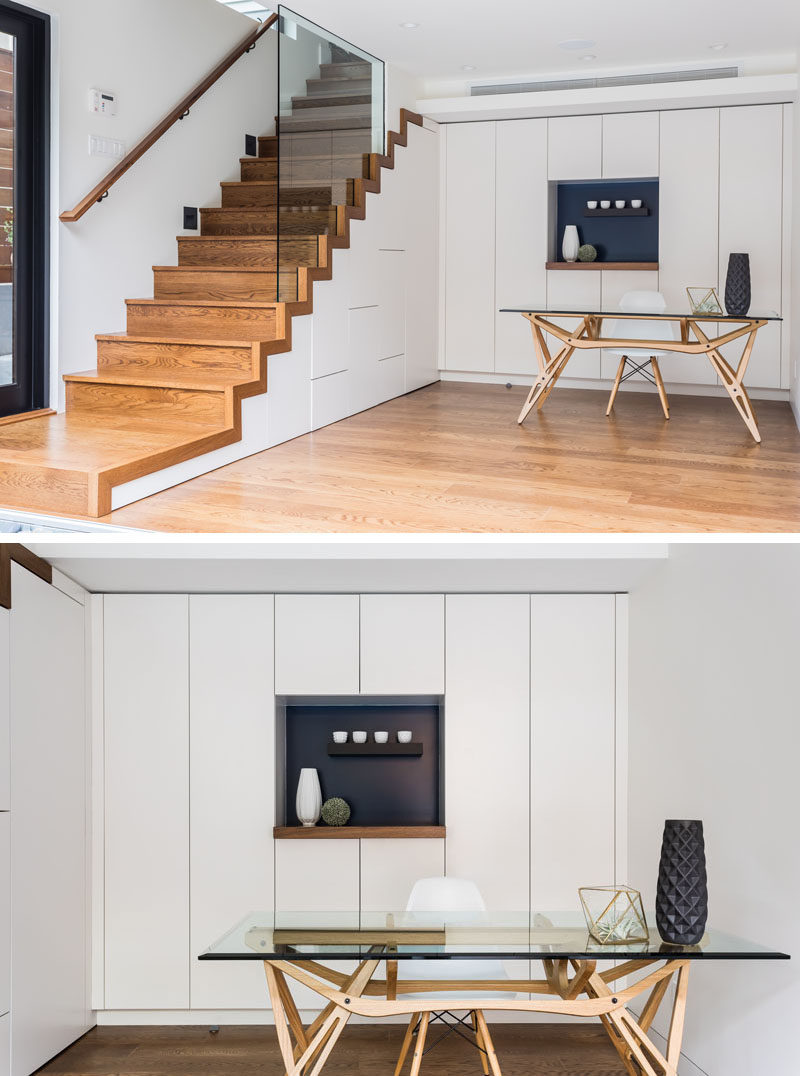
471 67 740 96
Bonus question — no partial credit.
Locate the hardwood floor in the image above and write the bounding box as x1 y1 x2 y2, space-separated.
38 1024 624 1075
97 382 800 533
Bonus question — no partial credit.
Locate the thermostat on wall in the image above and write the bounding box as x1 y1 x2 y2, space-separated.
89 88 117 115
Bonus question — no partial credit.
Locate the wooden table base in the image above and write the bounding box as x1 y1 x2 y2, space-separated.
516 312 767 443
261 954 692 1076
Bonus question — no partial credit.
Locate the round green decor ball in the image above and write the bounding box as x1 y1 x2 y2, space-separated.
577 244 597 262
321 797 351 827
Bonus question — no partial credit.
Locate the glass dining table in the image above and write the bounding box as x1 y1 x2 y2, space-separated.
200 910 789 1076
500 307 783 442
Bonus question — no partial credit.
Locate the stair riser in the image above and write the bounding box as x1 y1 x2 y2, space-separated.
201 208 336 237
319 62 371 80
153 269 296 304
126 302 279 340
240 159 278 181
177 237 319 269
66 381 230 427
97 339 255 374
292 93 372 110
258 135 278 158
306 77 372 96
221 184 334 208
278 116 372 134
0 463 93 518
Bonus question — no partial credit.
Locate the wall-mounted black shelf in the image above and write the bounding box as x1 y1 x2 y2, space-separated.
327 742 424 757
584 207 649 217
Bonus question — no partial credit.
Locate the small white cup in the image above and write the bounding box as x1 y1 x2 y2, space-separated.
397 730 413 744
615 199 626 209
333 731 348 744
374 731 389 744
631 199 642 209
353 730 367 744
600 199 611 209
586 200 598 209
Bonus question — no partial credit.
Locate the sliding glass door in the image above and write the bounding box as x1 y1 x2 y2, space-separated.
0 1 48 418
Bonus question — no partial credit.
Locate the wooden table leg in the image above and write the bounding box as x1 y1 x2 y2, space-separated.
689 320 761 442
518 317 585 424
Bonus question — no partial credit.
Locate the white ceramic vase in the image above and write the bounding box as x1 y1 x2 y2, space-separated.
562 225 579 263
296 768 322 827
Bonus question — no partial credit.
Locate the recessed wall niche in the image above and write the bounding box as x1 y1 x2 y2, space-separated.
276 695 444 829
549 178 660 264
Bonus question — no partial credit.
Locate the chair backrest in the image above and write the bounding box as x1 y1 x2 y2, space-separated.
406 876 486 914
610 289 678 346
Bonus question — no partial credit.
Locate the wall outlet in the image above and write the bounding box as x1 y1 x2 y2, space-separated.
88 135 125 159
183 206 199 231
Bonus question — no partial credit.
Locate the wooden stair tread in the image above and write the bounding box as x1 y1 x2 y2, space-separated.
0 410 227 472
64 365 256 391
96 332 259 347
126 297 282 309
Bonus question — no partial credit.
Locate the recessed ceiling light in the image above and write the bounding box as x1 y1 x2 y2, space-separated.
580 54 597 61
400 21 420 29
708 42 728 50
462 64 477 71
558 38 596 51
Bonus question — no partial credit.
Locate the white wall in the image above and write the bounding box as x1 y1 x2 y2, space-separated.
27 0 275 408
792 95 800 429
628 544 800 1076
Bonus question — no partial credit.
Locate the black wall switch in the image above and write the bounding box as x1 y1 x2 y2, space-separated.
183 206 198 231
245 134 258 157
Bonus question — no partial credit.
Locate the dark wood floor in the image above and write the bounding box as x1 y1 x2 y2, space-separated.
99 383 800 533
39 1024 624 1076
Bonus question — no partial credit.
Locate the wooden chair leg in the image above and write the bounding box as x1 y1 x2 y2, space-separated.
651 357 670 419
472 1010 490 1076
408 1012 430 1076
607 356 626 415
394 1013 420 1076
474 1011 503 1076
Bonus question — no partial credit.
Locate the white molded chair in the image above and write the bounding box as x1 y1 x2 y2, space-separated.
605 290 678 420
394 877 507 1076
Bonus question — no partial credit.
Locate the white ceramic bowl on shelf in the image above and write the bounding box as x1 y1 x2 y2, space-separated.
374 731 389 744
397 730 413 744
353 730 367 744
332 731 348 744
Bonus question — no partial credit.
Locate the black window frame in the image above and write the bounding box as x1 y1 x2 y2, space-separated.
0 0 50 419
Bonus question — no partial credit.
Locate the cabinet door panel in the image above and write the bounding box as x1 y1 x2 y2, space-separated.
495 119 548 375
104 595 189 1010
275 595 359 695
0 1014 7 1076
190 596 275 1010
602 112 659 178
445 596 529 911
0 610 8 812
360 595 444 695
658 109 719 385
531 596 616 909
444 122 496 372
361 839 445 911
10 568 88 1074
718 104 784 389
548 116 602 180
0 815 8 1018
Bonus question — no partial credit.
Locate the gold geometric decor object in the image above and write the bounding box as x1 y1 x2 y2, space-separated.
578 885 649 945
686 286 723 315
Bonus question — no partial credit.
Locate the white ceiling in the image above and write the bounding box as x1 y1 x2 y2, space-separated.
272 0 798 83
32 539 669 594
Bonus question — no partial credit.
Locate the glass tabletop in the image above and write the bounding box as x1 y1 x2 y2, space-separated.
199 911 790 962
499 307 782 321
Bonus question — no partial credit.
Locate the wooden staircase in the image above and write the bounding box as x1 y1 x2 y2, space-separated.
0 71 423 518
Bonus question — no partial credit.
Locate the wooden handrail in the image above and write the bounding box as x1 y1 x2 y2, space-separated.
59 13 278 223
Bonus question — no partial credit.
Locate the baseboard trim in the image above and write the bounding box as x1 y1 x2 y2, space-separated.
95 1009 583 1027
439 369 792 402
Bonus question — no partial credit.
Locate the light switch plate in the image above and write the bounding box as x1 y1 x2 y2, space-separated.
89 135 125 159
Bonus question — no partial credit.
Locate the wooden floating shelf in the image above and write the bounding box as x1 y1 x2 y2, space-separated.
584 207 649 217
327 742 423 757
546 262 659 271
273 826 446 840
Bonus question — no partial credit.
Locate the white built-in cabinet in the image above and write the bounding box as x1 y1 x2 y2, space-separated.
360 594 444 694
0 609 8 812
9 567 89 1076
443 122 496 372
443 104 791 391
0 813 8 1020
189 596 275 1011
0 1015 7 1076
275 595 360 694
98 590 625 1016
104 596 190 1011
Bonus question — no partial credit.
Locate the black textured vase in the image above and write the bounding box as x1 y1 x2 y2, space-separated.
725 252 751 316
656 820 708 945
